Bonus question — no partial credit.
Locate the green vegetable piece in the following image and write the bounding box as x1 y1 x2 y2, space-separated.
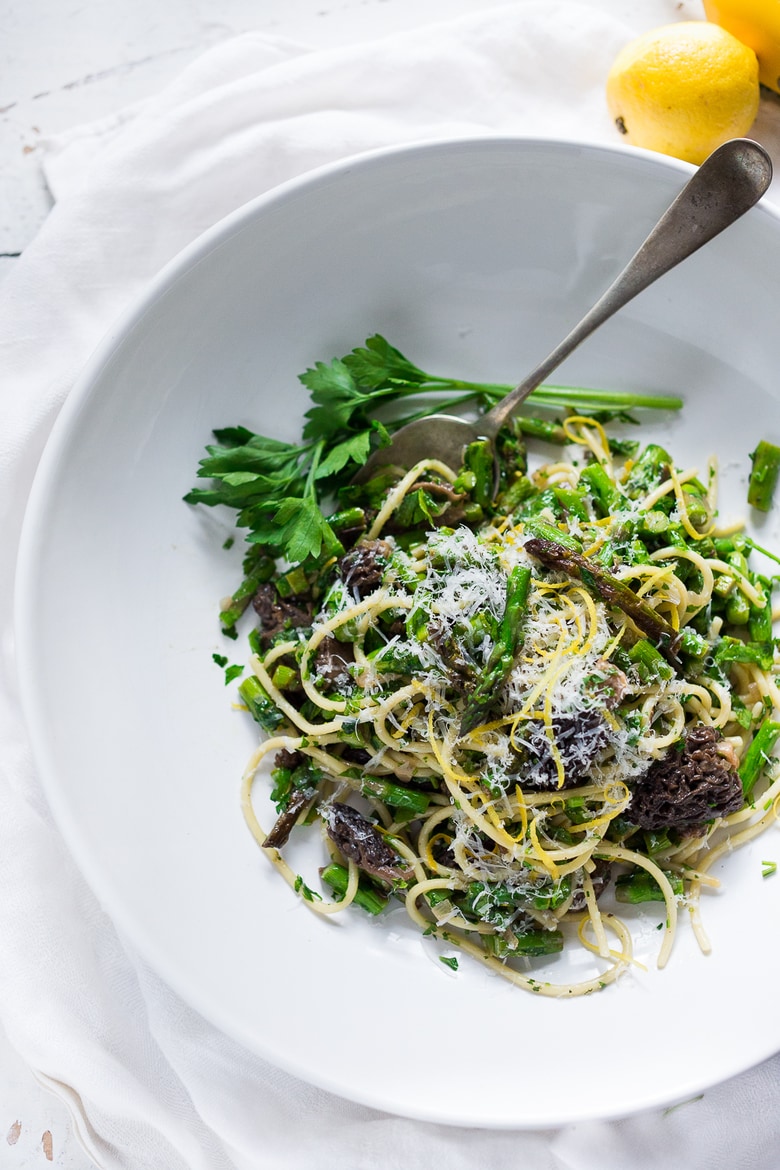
606 436 640 459
521 518 582 552
271 663 297 690
275 565 309 598
726 591 751 626
749 583 774 644
483 929 564 958
461 877 571 921
628 638 674 684
623 444 672 498
629 539 675 582
320 864 388 915
426 888 455 908
453 469 477 493
459 565 532 735
714 535 744 558
578 462 619 518
525 538 682 669
293 875 322 903
269 767 293 810
394 486 446 529
615 870 684 904
514 416 568 444
368 644 425 675
218 549 276 635
678 627 709 661
643 829 674 856
681 492 711 533
463 439 495 510
563 796 589 824
714 636 775 673
748 440 780 512
360 777 431 815
739 717 780 796
238 676 285 732
727 550 750 577
405 605 429 642
523 488 561 520
531 875 572 910
552 487 589 521
326 505 367 533
637 509 670 537
495 473 536 515
713 572 736 599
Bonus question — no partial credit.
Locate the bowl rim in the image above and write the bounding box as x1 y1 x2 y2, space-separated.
14 134 780 1128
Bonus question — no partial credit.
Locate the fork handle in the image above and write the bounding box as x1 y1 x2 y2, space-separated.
482 138 772 437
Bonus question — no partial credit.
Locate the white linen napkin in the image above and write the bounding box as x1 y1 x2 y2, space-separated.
3 3 780 1167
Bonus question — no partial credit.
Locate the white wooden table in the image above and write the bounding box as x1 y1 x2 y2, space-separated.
1 0 509 272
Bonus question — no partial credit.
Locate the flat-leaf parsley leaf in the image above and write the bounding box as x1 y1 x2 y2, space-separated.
186 334 682 632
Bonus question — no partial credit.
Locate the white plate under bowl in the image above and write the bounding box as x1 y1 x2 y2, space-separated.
16 137 780 1128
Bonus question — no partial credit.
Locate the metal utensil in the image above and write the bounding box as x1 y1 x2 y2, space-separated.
355 138 772 484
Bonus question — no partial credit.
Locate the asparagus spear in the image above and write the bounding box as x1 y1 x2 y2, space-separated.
748 440 780 512
360 776 431 815
628 638 675 684
748 581 773 644
615 870 684 903
623 443 672 497
578 462 619 518
459 565 532 735
320 864 388 915
739 717 780 796
483 929 564 958
524 537 683 669
239 676 286 733
463 439 495 509
514 416 568 444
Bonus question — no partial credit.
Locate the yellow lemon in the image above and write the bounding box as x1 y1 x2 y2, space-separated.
703 0 780 93
606 21 760 165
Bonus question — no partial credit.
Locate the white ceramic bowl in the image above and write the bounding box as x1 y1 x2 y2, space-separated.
16 138 780 1127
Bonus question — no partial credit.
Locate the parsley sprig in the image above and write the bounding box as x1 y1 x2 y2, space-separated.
185 333 682 610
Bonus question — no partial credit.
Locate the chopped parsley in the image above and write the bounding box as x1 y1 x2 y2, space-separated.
212 653 244 685
294 875 322 902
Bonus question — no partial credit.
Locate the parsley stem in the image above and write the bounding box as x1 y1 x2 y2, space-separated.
381 380 683 416
745 537 780 570
305 439 325 497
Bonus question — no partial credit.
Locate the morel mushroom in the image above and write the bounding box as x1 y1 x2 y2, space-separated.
312 635 355 692
338 539 392 600
324 802 413 884
521 711 612 789
252 583 312 647
628 724 744 830
263 788 309 851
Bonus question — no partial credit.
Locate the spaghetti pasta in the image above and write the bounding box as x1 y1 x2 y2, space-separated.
218 411 780 997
